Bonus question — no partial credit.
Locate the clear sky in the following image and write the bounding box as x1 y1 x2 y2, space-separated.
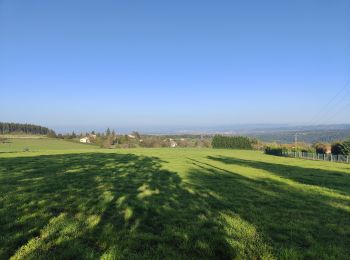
1 0 350 131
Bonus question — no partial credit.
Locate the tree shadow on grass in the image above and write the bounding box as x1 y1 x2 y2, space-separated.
0 153 234 259
2 153 350 259
185 157 350 259
207 156 350 196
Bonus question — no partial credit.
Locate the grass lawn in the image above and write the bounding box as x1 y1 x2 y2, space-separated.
0 143 350 259
0 138 96 152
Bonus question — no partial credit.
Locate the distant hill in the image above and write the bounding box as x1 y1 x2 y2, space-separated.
168 124 350 144
246 125 350 144
0 122 55 136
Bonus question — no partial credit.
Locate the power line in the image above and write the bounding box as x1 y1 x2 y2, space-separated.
306 79 350 126
316 99 350 125
312 88 350 125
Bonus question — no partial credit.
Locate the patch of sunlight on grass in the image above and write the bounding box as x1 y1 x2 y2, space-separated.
65 168 82 173
207 190 224 201
86 215 101 228
11 214 67 259
204 157 350 202
185 187 195 194
124 207 133 221
19 177 44 182
102 191 114 203
327 202 350 213
100 246 122 260
11 213 94 259
137 183 159 199
37 199 47 206
116 195 127 206
130 218 141 232
219 211 274 259
10 236 42 260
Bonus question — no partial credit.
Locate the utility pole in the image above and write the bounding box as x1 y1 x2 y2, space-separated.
294 133 298 157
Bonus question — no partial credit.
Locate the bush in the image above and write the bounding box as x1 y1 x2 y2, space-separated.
139 137 163 148
264 146 287 156
313 143 328 154
301 148 315 153
331 139 350 155
194 139 211 148
331 142 345 155
212 135 253 149
341 139 350 155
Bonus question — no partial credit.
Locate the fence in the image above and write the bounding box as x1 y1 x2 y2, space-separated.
282 151 350 164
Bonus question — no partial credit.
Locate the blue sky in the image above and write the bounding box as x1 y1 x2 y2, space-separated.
1 0 349 131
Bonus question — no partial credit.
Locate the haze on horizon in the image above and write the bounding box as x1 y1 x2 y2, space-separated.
1 0 350 131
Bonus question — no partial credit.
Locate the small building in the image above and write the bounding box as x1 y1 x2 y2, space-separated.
127 134 136 139
80 137 90 143
170 139 177 148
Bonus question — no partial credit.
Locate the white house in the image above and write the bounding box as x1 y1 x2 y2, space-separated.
127 134 136 139
170 139 177 148
80 137 90 143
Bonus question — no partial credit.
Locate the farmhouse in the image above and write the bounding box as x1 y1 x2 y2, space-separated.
80 137 90 143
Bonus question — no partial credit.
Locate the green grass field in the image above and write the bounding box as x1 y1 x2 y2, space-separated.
1 139 350 259
0 138 96 152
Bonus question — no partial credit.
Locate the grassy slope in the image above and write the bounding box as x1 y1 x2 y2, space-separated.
0 138 96 152
0 144 349 259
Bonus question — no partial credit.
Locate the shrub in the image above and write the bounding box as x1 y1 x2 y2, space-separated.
301 148 315 153
331 142 344 155
313 143 328 154
264 146 287 156
341 138 350 155
139 137 163 148
194 139 211 148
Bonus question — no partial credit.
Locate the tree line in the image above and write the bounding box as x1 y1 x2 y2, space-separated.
265 138 350 156
329 139 350 155
0 122 56 136
211 135 256 149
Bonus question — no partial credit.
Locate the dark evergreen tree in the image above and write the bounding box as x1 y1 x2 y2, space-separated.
341 138 350 155
211 135 254 149
0 122 55 136
331 142 344 155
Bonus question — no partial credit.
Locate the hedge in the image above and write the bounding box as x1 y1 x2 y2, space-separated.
212 135 253 149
